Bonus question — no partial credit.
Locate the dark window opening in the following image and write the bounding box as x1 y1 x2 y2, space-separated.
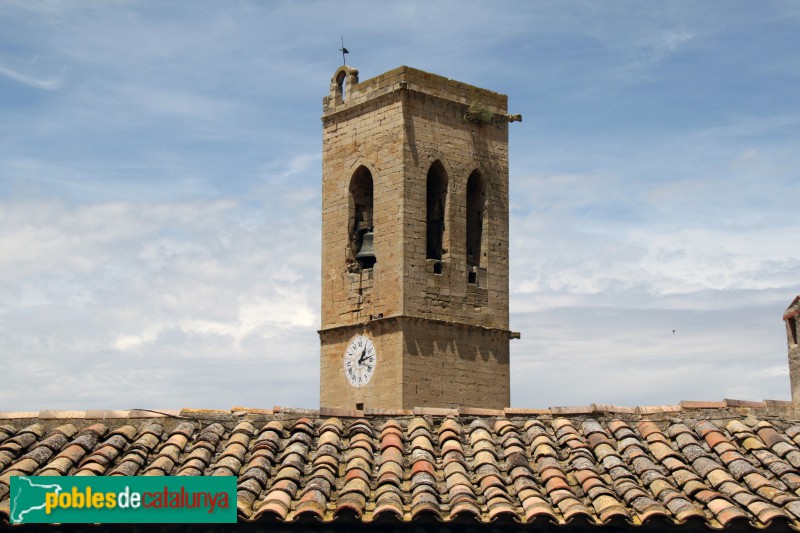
791 317 798 345
468 270 477 284
426 162 448 261
356 402 364 410
350 167 375 269
433 261 443 275
336 71 347 103
466 170 486 269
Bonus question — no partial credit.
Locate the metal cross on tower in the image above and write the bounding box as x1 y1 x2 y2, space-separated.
339 37 349 65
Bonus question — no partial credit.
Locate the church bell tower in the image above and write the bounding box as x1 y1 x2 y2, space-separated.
319 65 517 409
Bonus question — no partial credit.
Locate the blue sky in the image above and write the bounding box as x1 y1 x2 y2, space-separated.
1 1 798 410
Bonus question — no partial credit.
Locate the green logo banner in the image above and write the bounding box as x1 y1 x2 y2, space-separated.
10 476 237 524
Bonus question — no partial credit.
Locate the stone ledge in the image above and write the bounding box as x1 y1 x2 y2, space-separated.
231 406 274 415
765 399 794 408
458 407 503 417
320 407 364 418
129 409 180 418
415 407 459 417
550 405 594 415
85 410 133 419
504 408 551 416
0 411 39 419
38 410 87 419
365 408 414 416
592 404 638 414
637 405 682 414
272 407 320 417
679 401 727 409
723 399 767 408
0 400 797 422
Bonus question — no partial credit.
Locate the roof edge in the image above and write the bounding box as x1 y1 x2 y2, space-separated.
0 398 796 422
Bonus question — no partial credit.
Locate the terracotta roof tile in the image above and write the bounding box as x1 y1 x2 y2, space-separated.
4 408 800 525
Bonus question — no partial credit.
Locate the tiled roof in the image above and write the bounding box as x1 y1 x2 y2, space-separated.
1 402 800 528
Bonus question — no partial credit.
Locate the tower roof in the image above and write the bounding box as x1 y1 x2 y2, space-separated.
323 65 509 119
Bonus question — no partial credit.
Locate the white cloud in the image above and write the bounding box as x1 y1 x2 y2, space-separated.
0 63 64 90
0 194 321 409
0 200 237 282
113 291 316 352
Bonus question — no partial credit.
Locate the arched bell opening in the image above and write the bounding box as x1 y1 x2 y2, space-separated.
336 70 347 103
349 166 375 269
329 66 358 106
426 161 448 263
466 170 486 284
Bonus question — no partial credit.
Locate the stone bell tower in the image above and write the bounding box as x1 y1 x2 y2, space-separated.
319 65 518 409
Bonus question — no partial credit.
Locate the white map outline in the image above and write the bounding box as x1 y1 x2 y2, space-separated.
10 476 63 523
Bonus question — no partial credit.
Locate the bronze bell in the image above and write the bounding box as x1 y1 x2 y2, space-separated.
355 231 376 268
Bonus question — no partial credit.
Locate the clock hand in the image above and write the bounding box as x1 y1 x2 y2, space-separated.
358 346 367 364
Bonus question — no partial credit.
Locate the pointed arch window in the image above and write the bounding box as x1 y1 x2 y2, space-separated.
349 166 374 269
466 170 486 278
426 161 448 262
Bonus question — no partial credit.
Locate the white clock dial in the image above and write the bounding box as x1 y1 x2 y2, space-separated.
343 335 377 388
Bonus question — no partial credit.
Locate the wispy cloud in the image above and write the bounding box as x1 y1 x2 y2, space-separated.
113 290 316 352
621 31 693 71
0 62 63 90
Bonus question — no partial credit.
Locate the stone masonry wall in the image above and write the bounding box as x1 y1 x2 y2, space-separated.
321 96 405 329
400 88 509 329
320 66 512 409
402 318 510 408
320 315 509 409
320 322 404 409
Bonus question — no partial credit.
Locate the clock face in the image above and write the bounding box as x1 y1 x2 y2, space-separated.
343 335 377 388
